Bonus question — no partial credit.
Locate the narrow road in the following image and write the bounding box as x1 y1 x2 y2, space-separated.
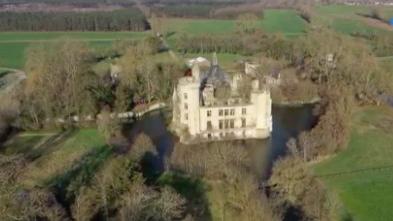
0 38 144 44
0 67 26 96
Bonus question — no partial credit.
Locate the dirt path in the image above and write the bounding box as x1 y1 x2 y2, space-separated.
0 68 26 95
358 16 393 31
0 38 133 44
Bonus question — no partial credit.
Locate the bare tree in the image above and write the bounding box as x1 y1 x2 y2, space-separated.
22 39 96 128
236 13 259 34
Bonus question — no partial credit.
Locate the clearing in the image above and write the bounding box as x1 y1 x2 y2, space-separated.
314 105 393 221
1 129 109 188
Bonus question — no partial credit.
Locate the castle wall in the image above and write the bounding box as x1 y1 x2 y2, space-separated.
176 77 200 136
173 59 272 143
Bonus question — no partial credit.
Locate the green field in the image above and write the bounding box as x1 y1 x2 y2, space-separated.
315 106 393 221
316 4 393 21
315 5 393 35
165 9 307 36
1 5 393 69
1 129 109 187
0 9 306 69
0 32 148 69
260 9 307 34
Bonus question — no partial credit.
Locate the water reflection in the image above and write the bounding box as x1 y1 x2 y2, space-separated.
263 104 317 178
124 104 317 179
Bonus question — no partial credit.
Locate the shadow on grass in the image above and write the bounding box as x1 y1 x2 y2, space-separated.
157 171 212 221
1 129 77 158
0 70 11 79
1 134 44 155
46 145 113 212
26 129 78 161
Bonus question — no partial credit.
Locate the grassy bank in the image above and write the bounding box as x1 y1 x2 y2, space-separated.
314 105 393 221
1 129 108 188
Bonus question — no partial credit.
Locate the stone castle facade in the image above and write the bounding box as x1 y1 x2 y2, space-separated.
172 54 272 143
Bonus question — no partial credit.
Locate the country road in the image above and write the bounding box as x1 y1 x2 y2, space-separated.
0 67 26 96
0 38 137 43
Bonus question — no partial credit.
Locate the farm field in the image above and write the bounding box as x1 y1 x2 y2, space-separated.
314 5 393 35
260 9 307 34
0 31 148 69
1 5 393 69
314 106 393 221
164 9 307 36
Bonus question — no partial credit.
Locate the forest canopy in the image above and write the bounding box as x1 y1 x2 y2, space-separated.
0 9 149 31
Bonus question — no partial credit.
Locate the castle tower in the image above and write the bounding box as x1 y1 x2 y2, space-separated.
177 77 201 136
212 52 218 66
192 63 201 81
250 80 272 137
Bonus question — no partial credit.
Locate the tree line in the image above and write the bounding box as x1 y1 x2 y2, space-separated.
0 9 149 31
17 36 184 130
149 2 263 19
264 28 393 221
170 141 280 221
0 132 188 221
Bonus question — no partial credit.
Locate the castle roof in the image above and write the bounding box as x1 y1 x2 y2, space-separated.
201 53 230 86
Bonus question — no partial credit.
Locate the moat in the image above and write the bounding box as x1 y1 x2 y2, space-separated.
124 104 317 179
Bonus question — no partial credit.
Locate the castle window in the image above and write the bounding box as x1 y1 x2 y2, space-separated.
184 93 188 99
219 109 223 116
185 114 188 120
224 120 229 129
230 119 234 128
242 108 247 115
224 109 229 116
207 133 212 139
207 110 211 117
230 109 235 116
219 120 223 129
242 118 246 128
184 103 188 110
207 121 212 130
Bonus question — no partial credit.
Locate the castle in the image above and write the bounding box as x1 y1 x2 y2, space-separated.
172 54 272 143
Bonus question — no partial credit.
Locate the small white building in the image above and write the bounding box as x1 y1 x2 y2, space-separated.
245 61 281 86
172 54 272 143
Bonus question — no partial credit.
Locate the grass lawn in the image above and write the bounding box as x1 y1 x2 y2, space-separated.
314 105 393 221
378 57 393 74
1 128 108 188
0 31 148 69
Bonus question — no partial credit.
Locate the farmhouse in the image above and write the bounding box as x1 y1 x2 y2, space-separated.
172 54 272 143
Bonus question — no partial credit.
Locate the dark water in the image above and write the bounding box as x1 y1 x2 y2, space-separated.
264 104 318 177
124 104 317 179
